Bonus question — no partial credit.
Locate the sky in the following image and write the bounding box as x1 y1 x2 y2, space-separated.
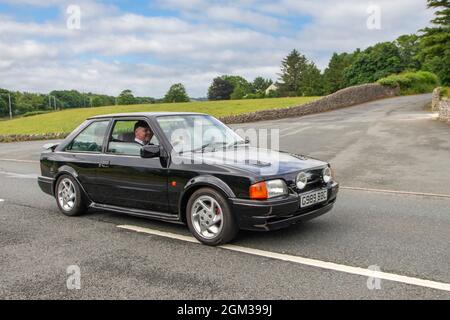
0 0 434 98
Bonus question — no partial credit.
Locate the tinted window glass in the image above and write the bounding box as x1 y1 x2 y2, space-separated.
107 142 141 156
110 120 136 142
107 120 159 156
67 121 109 152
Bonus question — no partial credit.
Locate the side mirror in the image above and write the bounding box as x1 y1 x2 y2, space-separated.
140 145 160 158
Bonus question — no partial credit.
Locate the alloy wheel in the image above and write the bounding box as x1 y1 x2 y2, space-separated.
191 195 224 239
57 178 77 211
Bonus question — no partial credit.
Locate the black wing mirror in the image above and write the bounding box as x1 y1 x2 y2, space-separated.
141 145 160 158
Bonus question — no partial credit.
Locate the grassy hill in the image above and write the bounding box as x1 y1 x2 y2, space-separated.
0 97 319 135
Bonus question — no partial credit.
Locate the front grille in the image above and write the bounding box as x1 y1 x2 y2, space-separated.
289 168 326 194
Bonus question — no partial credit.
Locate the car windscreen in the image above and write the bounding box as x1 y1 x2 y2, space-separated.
156 115 243 153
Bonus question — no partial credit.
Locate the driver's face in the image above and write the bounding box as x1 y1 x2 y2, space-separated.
135 126 152 143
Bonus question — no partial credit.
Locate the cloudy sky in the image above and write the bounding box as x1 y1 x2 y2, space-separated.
0 0 434 98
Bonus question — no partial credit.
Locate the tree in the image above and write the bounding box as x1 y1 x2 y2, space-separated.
278 49 325 96
418 0 450 85
117 89 136 105
230 84 247 100
0 89 11 117
15 92 47 114
252 77 273 93
221 75 252 94
343 42 404 86
163 83 190 103
91 94 116 107
395 34 421 71
322 52 355 94
207 77 234 100
135 96 156 104
207 75 254 100
278 49 309 96
300 63 324 96
50 90 85 109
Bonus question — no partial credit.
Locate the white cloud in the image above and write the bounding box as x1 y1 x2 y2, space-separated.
205 6 281 30
280 0 433 62
0 0 435 97
0 40 57 61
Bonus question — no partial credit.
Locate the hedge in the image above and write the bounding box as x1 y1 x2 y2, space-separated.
377 71 440 95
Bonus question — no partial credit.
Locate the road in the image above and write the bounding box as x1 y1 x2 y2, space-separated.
0 93 449 299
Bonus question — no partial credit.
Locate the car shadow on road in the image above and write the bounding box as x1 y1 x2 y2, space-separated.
235 217 335 246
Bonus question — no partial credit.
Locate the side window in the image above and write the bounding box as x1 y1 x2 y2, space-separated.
107 120 159 156
67 121 109 153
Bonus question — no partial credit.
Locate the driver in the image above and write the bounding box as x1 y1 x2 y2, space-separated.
134 120 153 146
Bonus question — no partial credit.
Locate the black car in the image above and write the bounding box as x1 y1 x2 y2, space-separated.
38 112 339 245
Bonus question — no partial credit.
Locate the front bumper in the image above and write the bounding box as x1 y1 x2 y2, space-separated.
230 181 339 231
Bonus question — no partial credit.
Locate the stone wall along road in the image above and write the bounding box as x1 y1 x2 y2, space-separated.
221 83 400 124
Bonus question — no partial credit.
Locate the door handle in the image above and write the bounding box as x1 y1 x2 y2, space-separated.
99 160 110 168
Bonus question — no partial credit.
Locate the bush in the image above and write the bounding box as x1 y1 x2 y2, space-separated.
377 71 439 95
266 90 280 98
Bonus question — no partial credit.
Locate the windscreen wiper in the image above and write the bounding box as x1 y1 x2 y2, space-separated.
186 141 228 153
228 139 249 148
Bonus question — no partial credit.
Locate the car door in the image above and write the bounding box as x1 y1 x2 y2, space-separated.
62 119 111 203
95 118 170 213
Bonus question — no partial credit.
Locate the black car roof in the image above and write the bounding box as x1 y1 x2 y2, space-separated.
88 111 207 120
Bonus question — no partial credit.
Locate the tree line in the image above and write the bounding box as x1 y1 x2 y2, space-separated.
0 89 151 118
185 14 448 103
1 0 447 117
208 0 448 100
0 85 191 118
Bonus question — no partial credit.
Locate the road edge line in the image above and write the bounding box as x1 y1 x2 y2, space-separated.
0 158 39 164
341 186 450 199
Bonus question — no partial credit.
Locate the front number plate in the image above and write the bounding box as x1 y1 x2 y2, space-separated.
300 189 328 208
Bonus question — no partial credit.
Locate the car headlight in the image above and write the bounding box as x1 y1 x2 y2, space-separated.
249 179 288 200
296 172 308 190
323 166 332 183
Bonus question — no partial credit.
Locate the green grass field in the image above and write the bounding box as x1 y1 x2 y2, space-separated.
0 97 319 135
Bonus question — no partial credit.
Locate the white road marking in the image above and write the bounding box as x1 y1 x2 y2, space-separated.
0 158 39 164
117 225 450 293
280 126 311 138
341 186 450 199
0 170 38 179
0 199 4 202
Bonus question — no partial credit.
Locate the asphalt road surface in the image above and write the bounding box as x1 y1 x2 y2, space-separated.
0 94 449 299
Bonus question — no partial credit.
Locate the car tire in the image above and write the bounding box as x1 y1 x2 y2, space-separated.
186 187 238 246
55 174 87 217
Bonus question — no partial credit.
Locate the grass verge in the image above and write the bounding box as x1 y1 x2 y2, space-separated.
0 97 319 136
